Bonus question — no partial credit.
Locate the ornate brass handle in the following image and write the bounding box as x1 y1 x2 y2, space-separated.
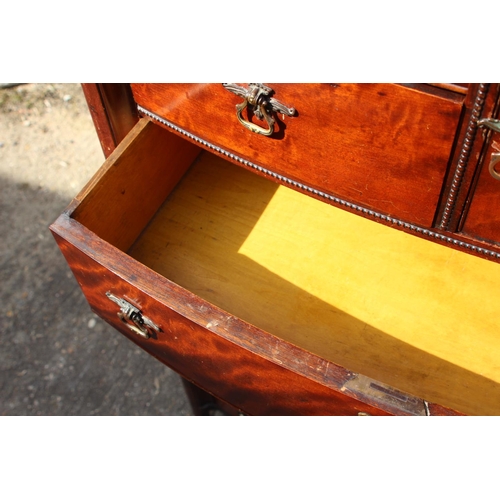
478 118 500 181
222 83 296 136
106 292 160 339
478 118 500 133
488 154 500 181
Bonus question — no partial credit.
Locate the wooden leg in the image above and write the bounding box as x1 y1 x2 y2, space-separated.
181 378 245 416
181 378 220 416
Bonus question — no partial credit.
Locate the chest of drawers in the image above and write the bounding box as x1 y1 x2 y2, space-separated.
50 83 500 415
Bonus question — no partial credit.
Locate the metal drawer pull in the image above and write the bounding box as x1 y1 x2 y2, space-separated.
478 118 500 181
489 154 500 181
478 118 500 133
223 83 296 136
106 292 160 339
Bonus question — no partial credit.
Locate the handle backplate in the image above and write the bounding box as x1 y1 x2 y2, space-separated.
223 83 296 136
106 292 160 339
478 118 500 181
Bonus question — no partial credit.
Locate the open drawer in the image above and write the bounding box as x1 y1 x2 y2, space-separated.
50 118 500 415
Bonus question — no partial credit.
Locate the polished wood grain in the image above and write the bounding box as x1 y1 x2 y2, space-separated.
53 82 500 415
50 217 390 416
461 136 500 244
81 84 117 157
436 84 500 234
81 84 138 157
459 84 500 245
51 212 463 415
131 83 464 227
97 84 139 147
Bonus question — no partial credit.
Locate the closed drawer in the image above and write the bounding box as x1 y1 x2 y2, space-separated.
51 117 500 415
131 83 464 227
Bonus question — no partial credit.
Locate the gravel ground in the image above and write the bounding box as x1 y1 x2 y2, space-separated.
0 83 192 415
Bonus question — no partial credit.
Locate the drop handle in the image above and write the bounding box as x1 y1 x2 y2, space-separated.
478 118 500 181
222 83 296 136
487 154 500 181
106 292 160 339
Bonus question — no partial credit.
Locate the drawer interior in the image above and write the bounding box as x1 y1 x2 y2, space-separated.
72 119 500 415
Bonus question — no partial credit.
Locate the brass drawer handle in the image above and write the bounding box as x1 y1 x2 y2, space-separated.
478 118 500 181
489 153 500 181
478 118 500 133
106 292 160 339
223 83 296 136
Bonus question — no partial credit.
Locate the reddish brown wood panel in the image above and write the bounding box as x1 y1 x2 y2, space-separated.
456 84 500 245
82 84 116 156
82 84 138 157
429 83 469 95
50 212 461 416
131 83 463 227
71 118 201 252
436 84 500 233
461 139 500 245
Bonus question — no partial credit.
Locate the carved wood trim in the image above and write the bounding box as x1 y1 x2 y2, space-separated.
439 83 489 229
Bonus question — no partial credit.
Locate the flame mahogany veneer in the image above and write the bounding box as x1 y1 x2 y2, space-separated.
50 83 500 415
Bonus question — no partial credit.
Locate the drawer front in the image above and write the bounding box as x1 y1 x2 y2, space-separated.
51 221 394 416
132 83 463 226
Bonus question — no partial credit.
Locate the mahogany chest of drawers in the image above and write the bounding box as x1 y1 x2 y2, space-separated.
51 83 500 415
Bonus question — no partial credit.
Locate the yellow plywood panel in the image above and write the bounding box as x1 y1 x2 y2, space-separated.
129 152 500 415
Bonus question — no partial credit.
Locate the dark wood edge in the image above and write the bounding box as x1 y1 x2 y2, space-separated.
81 84 118 157
50 212 462 416
81 84 138 158
181 378 222 416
